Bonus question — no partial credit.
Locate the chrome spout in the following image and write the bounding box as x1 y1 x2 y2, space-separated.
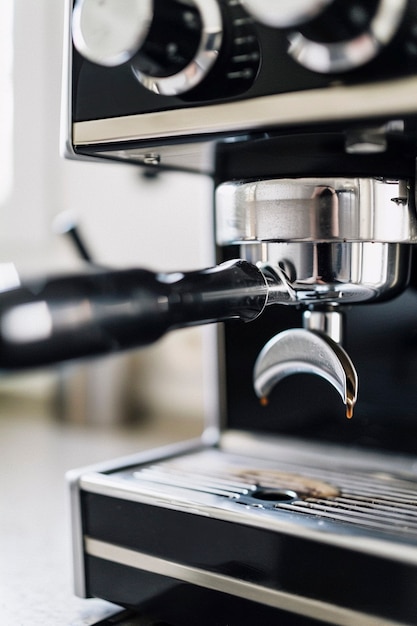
303 308 344 345
253 328 358 419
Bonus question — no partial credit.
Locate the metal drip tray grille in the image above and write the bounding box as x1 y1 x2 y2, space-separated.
129 450 417 541
277 473 417 537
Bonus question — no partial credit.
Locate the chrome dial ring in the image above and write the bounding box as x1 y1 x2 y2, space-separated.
288 0 407 73
132 0 223 96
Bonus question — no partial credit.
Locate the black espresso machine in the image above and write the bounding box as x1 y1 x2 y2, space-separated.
5 0 417 623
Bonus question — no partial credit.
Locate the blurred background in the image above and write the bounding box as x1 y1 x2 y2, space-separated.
0 2 211 623
0 0 212 426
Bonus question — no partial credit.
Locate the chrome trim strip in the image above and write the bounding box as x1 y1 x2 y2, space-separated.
73 76 417 146
85 537 402 626
67 468 87 598
60 0 75 159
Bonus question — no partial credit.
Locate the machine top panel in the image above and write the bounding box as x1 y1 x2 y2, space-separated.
66 0 417 172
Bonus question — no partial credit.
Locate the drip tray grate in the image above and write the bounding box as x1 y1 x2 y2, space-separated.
128 449 417 540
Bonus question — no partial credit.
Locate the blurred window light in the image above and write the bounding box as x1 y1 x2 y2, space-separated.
0 1 13 205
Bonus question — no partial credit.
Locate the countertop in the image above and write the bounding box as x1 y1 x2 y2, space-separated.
0 381 202 625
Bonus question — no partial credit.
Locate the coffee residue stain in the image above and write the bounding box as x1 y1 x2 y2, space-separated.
233 468 340 499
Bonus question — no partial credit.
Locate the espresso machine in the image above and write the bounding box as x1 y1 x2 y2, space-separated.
4 0 417 623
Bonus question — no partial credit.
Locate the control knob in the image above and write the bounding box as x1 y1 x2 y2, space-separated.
243 0 408 73
241 0 332 28
287 0 408 73
72 0 223 95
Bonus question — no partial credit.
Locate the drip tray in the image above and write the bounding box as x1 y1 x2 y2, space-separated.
78 442 417 623
106 446 417 551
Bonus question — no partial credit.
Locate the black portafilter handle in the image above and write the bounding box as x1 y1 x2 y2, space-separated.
0 260 268 369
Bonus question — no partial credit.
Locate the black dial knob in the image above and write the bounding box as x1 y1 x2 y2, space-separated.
287 0 408 73
72 0 223 96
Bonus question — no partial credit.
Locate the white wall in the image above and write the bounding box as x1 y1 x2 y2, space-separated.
1 0 213 272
